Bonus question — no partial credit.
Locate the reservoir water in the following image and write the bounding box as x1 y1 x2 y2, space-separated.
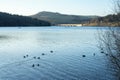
0 26 117 80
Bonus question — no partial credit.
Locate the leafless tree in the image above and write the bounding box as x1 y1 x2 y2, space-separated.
113 0 120 26
98 28 120 79
113 0 120 14
97 0 120 79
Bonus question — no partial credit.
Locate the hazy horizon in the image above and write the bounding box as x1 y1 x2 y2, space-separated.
0 0 113 16
0 11 104 17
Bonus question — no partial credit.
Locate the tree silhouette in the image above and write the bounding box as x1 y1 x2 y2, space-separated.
98 0 120 79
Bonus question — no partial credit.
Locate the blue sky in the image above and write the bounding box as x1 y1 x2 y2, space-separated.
0 0 113 16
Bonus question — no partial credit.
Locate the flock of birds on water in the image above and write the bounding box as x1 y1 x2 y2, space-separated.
23 50 54 67
0 47 108 70
22 48 107 68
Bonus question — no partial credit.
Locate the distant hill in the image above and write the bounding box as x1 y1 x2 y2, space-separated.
31 11 98 24
0 12 51 26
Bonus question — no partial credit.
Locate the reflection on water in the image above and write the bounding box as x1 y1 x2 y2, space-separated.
0 35 10 39
0 27 117 80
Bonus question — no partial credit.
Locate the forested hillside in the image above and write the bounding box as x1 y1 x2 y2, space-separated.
0 12 51 26
84 13 120 26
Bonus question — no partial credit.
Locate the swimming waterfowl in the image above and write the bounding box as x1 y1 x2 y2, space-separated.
42 53 45 55
33 56 36 59
26 55 29 57
82 55 86 57
50 50 53 53
106 54 108 56
37 64 40 66
101 51 104 53
32 64 35 67
23 56 26 58
37 57 40 59
23 55 29 58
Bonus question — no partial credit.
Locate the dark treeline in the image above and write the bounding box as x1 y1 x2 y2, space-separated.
86 13 120 26
0 12 51 26
94 13 120 23
101 13 120 23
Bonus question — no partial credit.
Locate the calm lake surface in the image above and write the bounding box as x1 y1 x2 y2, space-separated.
0 26 117 80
